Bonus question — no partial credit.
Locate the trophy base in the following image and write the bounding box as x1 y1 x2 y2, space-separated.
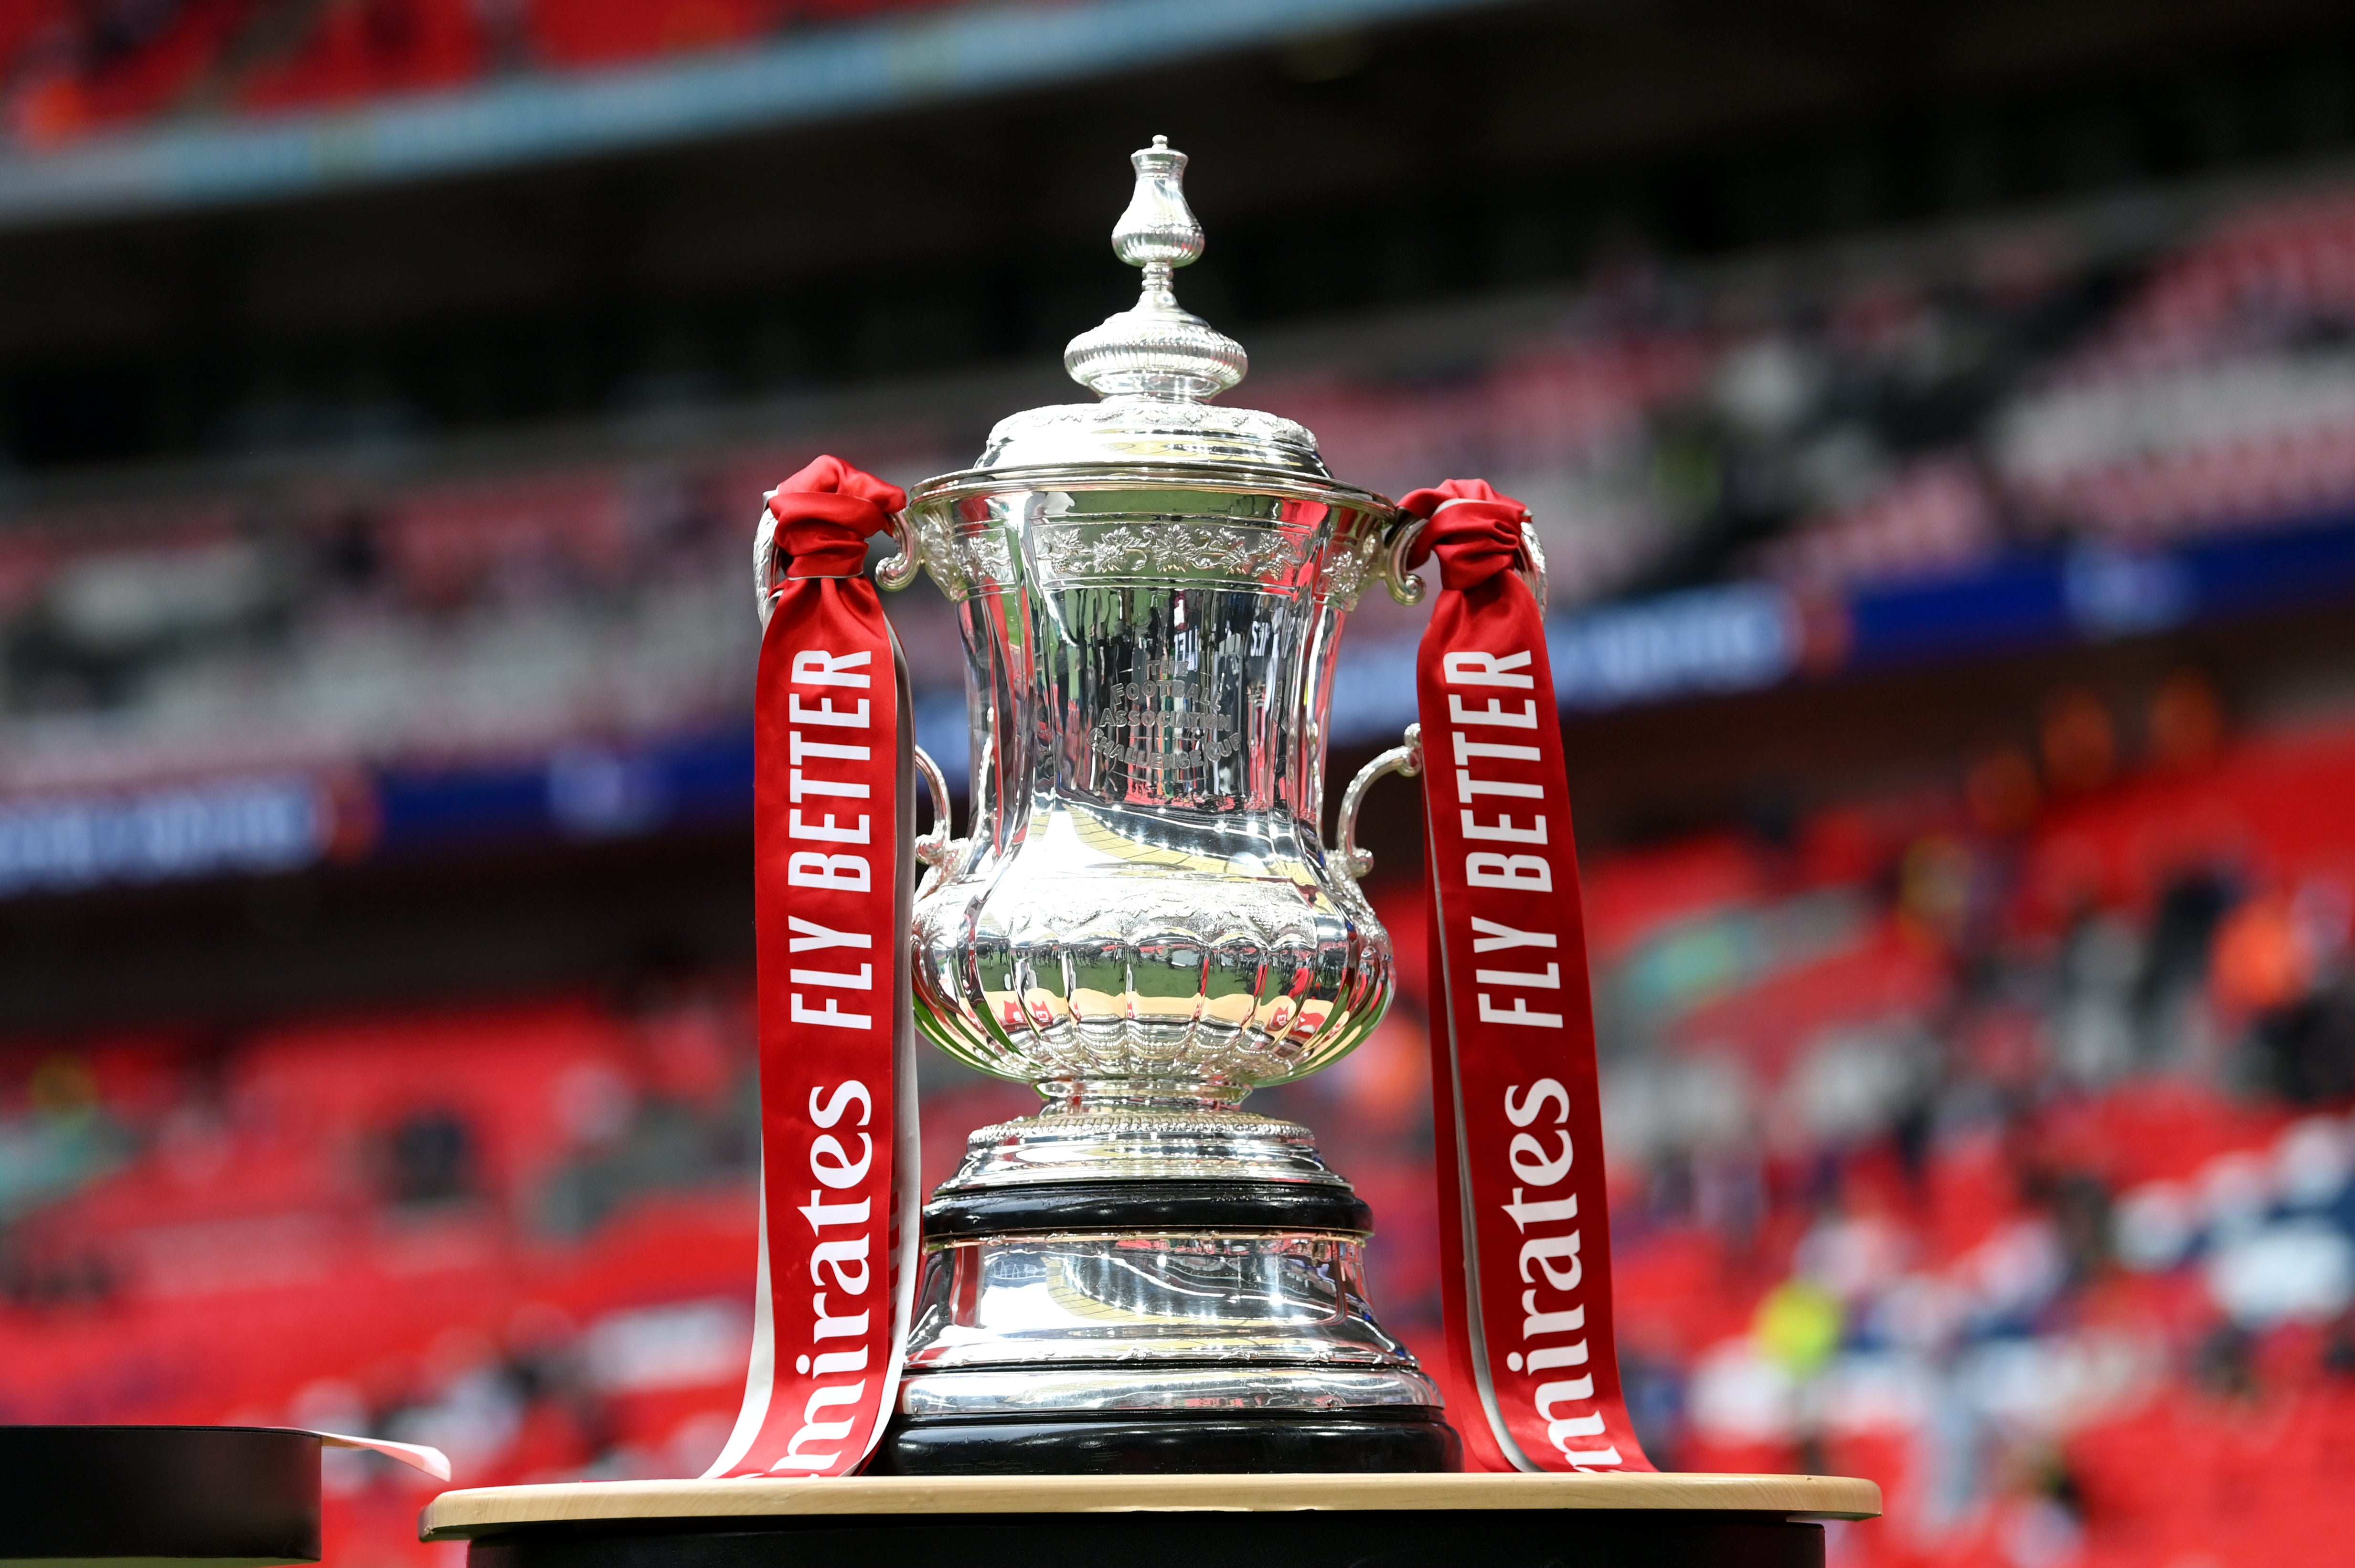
901 1176 1441 1473
903 1116 1448 1475
867 1408 1460 1476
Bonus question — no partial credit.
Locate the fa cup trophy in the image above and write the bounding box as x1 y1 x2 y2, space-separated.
715 132 1650 1484
885 136 1441 1472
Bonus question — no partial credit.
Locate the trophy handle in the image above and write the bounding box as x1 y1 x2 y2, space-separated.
1518 515 1550 620
913 743 960 897
875 509 923 592
1334 723 1423 882
1382 518 1429 606
754 489 783 629
757 499 923 628
1382 514 1548 618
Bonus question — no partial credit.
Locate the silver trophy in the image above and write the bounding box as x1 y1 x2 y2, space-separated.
876 137 1448 1473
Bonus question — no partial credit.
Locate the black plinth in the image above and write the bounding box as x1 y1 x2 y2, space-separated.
868 1408 1460 1475
465 1505 1824 1568
0 1424 322 1565
920 1179 1375 1239
424 1476 1881 1568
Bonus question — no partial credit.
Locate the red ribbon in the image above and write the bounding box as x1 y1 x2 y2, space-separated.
705 457 919 1479
1407 478 1654 1473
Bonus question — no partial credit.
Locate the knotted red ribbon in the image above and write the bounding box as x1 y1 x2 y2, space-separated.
1407 478 1653 1473
704 456 920 1479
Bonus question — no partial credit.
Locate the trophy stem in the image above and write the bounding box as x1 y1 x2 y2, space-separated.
939 1103 1347 1189
1035 1077 1254 1114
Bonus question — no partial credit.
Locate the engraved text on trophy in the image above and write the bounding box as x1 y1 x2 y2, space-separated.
1091 657 1239 773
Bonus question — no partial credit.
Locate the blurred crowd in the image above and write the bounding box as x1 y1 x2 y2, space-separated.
1266 682 2355 1568
1572 702 2355 1568
8 672 2355 1565
0 459 776 798
11 172 2355 807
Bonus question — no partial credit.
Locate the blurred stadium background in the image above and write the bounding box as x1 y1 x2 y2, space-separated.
7 0 2355 1562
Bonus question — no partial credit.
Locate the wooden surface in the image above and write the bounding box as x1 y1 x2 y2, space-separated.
420 1471 1881 1540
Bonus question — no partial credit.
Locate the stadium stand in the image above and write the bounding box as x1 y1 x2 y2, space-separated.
8 694 2355 1567
8 6 2355 1559
10 171 2355 878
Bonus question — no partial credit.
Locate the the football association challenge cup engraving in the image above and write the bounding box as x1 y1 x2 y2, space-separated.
877 137 1452 1473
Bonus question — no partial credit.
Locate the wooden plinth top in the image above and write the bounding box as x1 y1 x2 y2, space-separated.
421 1472 1882 1540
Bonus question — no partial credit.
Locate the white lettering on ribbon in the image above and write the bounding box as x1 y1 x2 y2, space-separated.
770 645 889 1475
1443 646 1623 1469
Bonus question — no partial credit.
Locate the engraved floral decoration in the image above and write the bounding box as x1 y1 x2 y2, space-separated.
913 509 1020 599
1030 520 1316 583
1320 526 1384 610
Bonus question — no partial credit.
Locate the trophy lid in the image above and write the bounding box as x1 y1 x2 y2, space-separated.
936 136 1337 486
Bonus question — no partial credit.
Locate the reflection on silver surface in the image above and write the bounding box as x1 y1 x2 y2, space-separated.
904 485 1399 1121
895 1224 1413 1375
900 1365 1441 1417
943 1106 1346 1188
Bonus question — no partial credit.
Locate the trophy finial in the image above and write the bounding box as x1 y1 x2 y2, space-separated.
1064 135 1248 402
1110 135 1203 270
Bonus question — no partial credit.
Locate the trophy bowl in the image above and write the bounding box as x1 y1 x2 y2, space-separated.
905 460 1396 1114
